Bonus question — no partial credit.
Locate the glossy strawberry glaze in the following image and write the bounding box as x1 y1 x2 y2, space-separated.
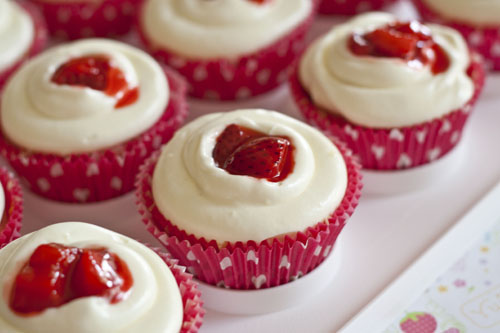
9 243 133 315
349 21 450 74
213 124 294 182
51 55 139 109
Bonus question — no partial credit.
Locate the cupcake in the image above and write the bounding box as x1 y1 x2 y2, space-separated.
412 0 500 70
0 0 47 90
136 109 362 289
0 167 23 249
0 222 204 332
290 12 485 170
318 0 398 16
0 38 188 203
137 0 317 100
29 0 141 39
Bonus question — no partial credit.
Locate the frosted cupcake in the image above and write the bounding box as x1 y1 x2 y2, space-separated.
136 109 362 289
137 0 317 100
29 0 141 39
318 0 398 16
0 168 23 249
0 222 204 332
290 12 485 170
0 39 188 203
412 0 500 70
0 0 47 90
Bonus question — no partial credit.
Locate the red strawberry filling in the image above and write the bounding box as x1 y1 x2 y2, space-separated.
213 124 295 182
51 55 139 109
9 243 133 315
349 21 450 74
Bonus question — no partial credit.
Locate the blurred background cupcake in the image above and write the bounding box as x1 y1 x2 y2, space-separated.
29 0 141 39
0 0 47 90
136 109 362 289
0 39 188 203
137 0 318 100
318 0 398 16
0 167 23 249
290 12 485 170
412 0 500 71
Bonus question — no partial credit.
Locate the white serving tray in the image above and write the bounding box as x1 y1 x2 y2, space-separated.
15 1 500 332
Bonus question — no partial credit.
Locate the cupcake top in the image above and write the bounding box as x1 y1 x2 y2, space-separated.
0 0 34 72
141 0 312 59
422 0 500 25
1 39 168 155
152 109 348 243
299 12 474 128
0 222 183 333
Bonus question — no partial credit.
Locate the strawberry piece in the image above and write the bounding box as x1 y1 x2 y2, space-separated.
366 28 418 58
213 124 295 182
71 248 132 304
9 243 133 315
51 55 139 109
212 124 262 167
224 136 292 182
10 244 79 314
348 20 450 74
400 312 438 333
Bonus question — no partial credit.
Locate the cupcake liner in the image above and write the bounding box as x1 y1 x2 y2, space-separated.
289 53 485 170
135 140 362 290
0 167 23 249
152 248 204 333
30 0 142 39
412 0 500 71
0 1 47 90
318 0 398 15
0 67 188 203
137 0 318 101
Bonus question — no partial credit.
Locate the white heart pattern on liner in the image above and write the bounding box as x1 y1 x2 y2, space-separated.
252 274 267 289
50 163 64 177
371 145 385 160
73 188 90 202
279 256 290 269
219 257 232 270
397 154 412 169
389 128 404 142
37 178 50 192
246 250 259 264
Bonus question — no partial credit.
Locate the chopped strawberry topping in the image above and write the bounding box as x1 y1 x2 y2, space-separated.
213 124 294 182
51 55 139 109
10 243 133 315
349 21 450 74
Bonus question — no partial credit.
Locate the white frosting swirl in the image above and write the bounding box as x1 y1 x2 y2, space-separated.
1 39 168 155
0 0 34 72
152 109 348 243
141 0 312 59
0 222 183 333
423 0 500 25
299 12 474 128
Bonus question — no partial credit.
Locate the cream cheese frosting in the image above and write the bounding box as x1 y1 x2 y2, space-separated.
299 12 474 128
141 0 312 59
0 222 183 333
152 109 348 243
1 39 168 155
0 0 34 72
422 0 500 26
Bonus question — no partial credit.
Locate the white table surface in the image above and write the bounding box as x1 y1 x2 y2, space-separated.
17 1 500 332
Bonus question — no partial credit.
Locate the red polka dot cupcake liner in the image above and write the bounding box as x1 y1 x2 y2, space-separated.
137 0 318 101
29 0 142 39
289 54 485 170
0 167 23 249
0 67 188 203
0 1 47 90
412 0 500 71
152 248 204 333
135 140 362 290
318 0 398 15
